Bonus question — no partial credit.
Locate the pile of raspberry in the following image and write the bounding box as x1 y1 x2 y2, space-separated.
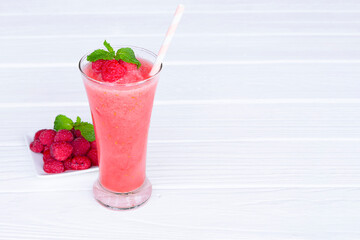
29 129 98 174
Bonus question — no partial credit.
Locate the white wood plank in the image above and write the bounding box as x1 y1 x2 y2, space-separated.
0 104 359 145
0 188 359 239
1 12 360 38
1 36 360 65
1 0 360 14
1 63 360 102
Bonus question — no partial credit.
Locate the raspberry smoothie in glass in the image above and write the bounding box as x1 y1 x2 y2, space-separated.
79 42 161 210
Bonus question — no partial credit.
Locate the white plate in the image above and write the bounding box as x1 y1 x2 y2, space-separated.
25 132 98 177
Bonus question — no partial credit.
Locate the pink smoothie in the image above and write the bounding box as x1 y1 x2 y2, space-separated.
83 59 158 192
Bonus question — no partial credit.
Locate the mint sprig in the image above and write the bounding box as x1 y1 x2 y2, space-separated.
53 114 95 142
87 40 141 68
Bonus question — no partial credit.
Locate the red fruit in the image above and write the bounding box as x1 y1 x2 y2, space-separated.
72 137 90 156
90 140 97 150
101 60 125 82
92 59 105 74
54 129 74 142
43 160 65 173
119 60 137 71
50 141 73 161
64 158 73 170
87 149 98 166
71 128 82 138
34 129 46 140
44 157 56 163
39 129 56 146
43 149 52 162
44 145 50 152
70 156 92 170
29 139 44 153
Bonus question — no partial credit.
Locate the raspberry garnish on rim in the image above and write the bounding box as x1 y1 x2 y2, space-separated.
85 41 151 83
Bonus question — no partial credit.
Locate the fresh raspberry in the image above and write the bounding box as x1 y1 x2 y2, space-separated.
119 60 137 71
92 59 105 74
90 140 97 150
50 141 73 161
72 137 90 156
101 60 126 82
29 139 44 153
64 158 73 170
43 160 65 173
70 156 92 170
43 149 53 162
71 128 82 138
34 129 46 140
54 129 74 142
87 149 98 166
44 157 56 163
44 145 50 152
39 129 56 146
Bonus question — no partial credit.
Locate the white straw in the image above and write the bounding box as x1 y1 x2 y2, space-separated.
149 4 185 76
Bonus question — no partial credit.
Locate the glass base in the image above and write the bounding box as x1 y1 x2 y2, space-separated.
93 178 152 210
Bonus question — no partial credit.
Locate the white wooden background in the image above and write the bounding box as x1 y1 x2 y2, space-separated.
1 0 360 239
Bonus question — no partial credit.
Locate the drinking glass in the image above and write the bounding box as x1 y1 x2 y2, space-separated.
79 46 161 210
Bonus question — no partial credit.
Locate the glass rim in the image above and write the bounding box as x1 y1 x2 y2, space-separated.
78 45 162 87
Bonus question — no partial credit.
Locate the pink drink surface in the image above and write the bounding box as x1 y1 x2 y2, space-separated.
83 59 158 192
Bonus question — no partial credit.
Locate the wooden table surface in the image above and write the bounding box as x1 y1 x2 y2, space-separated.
1 0 360 239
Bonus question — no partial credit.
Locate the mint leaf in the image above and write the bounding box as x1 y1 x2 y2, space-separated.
103 40 114 55
87 41 140 66
74 122 95 142
54 114 74 131
115 48 141 68
87 49 114 62
76 116 81 125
